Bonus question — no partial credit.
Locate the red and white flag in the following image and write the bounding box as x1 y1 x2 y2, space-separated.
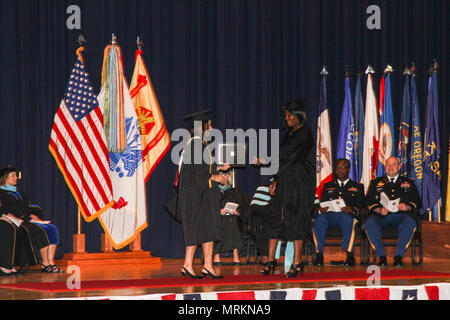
49 47 114 222
316 73 333 199
361 67 379 192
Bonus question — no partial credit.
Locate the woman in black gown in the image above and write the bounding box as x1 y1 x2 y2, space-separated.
174 110 230 279
257 99 315 277
0 167 62 273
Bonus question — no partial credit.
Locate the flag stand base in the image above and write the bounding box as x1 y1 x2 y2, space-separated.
58 233 161 267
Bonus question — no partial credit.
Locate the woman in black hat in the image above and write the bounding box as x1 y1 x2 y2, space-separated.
172 109 230 279
0 167 63 273
256 99 315 277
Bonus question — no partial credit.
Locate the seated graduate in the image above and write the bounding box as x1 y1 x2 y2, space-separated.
0 166 63 273
249 179 274 265
213 168 250 266
313 158 365 267
364 157 420 267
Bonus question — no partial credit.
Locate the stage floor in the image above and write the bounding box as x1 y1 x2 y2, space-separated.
0 257 449 300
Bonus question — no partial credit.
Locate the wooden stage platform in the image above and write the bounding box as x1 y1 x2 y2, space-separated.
0 222 448 300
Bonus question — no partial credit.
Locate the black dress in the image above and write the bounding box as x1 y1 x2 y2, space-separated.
268 125 315 241
213 186 250 255
175 137 222 246
0 189 50 264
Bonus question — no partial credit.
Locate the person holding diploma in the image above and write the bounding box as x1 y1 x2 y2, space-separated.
364 157 420 267
0 166 63 273
213 168 250 266
172 109 230 279
312 158 365 266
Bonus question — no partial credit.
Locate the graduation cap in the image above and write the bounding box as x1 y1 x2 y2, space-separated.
182 108 213 122
0 166 21 179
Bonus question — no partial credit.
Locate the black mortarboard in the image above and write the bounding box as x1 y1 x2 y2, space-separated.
182 108 213 122
282 98 308 124
0 166 20 179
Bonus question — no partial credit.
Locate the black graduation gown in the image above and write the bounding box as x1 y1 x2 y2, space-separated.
268 125 316 241
175 138 222 246
0 189 50 259
213 186 250 254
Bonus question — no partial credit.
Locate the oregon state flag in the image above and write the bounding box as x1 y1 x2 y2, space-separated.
130 48 170 182
97 43 148 249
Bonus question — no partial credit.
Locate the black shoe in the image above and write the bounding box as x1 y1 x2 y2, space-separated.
285 262 305 278
202 267 223 279
213 262 223 266
377 256 387 267
260 260 277 275
181 267 205 279
393 255 404 267
313 252 324 266
344 252 355 267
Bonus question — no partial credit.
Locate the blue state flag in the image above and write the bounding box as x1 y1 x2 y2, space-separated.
408 74 423 200
398 74 411 177
422 71 441 220
378 73 396 176
354 74 365 183
336 77 357 180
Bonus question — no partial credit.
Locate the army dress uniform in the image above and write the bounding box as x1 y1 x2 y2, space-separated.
364 175 420 258
313 179 365 254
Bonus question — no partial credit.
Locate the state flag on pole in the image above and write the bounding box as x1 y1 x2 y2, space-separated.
49 47 114 222
361 68 379 193
336 77 357 180
398 73 411 177
408 74 423 199
378 72 395 176
130 47 170 183
316 71 333 199
354 73 365 183
97 42 148 249
422 69 441 220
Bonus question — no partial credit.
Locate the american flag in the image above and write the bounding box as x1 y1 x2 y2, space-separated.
49 55 114 222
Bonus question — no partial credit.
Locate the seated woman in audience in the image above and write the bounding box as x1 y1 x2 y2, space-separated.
213 169 250 265
0 166 62 273
0 212 19 276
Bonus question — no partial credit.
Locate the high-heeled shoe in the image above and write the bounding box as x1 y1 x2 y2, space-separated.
260 260 277 275
181 267 205 279
285 262 305 278
202 267 223 279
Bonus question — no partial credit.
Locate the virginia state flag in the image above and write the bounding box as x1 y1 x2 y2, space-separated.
130 48 170 183
422 70 441 220
97 43 147 249
354 74 365 183
316 73 333 199
398 73 411 177
408 74 423 199
361 68 379 193
336 77 357 180
378 73 395 176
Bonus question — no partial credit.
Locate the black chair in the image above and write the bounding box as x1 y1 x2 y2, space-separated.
364 209 423 265
311 208 370 265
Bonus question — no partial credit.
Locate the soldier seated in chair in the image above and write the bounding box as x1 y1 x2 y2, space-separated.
364 156 420 267
313 158 365 267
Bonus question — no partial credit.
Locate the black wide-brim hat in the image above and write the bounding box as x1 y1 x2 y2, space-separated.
0 166 19 179
182 108 213 122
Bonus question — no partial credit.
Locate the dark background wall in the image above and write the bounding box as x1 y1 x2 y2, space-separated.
0 0 447 258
